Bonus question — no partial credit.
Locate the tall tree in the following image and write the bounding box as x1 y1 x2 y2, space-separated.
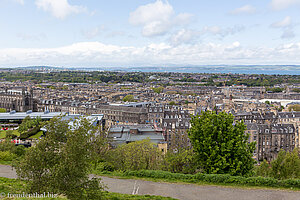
15 117 104 200
188 111 256 176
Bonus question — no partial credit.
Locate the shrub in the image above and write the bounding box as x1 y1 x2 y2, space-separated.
0 151 16 161
19 126 40 140
95 162 115 172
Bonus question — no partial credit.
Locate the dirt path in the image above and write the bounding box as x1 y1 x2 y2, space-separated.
1 165 299 200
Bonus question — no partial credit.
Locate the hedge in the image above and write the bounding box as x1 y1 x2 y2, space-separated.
19 126 40 140
123 170 300 189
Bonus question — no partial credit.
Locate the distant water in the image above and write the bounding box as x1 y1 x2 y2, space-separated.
119 66 300 75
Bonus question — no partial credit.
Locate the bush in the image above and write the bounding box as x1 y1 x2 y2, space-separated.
107 140 163 171
19 126 40 140
95 162 115 172
0 151 16 161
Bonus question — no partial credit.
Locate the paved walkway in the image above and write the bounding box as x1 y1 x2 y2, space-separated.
1 165 300 200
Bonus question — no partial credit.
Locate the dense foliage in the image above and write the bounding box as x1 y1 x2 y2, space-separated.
256 149 300 179
106 139 162 171
0 140 26 164
122 94 135 102
15 117 105 200
188 111 256 175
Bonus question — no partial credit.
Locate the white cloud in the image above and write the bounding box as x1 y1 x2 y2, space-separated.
270 0 300 10
17 33 46 41
230 5 257 15
202 25 245 38
129 0 193 37
82 26 106 39
170 29 201 46
1 41 300 67
281 29 295 39
35 0 87 19
271 16 291 28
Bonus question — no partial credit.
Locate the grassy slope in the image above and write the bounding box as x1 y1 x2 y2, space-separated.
0 130 20 139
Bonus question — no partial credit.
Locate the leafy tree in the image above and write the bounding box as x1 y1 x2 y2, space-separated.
169 101 176 106
152 86 164 94
15 117 105 200
0 108 6 113
18 116 41 133
163 149 196 174
107 139 162 171
256 160 270 177
270 149 300 179
122 95 135 102
188 111 256 176
288 104 300 111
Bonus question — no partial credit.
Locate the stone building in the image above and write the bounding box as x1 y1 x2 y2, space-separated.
87 105 148 127
256 124 295 161
0 88 35 112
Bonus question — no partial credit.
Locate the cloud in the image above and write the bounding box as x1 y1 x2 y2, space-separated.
271 16 291 28
35 0 87 19
230 5 257 15
129 0 193 37
1 41 300 66
82 26 106 39
281 29 295 39
170 29 201 46
270 0 300 10
202 25 245 38
17 33 46 41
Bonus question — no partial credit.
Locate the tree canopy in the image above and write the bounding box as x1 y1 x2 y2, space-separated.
188 111 256 176
15 117 105 199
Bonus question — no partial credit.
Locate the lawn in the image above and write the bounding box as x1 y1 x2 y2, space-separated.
29 131 44 139
0 130 20 139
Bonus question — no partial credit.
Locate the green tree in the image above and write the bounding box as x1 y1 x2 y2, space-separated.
164 149 196 174
169 101 176 106
15 117 104 200
152 86 164 94
256 160 270 177
188 111 256 176
0 108 6 113
288 104 300 111
107 139 162 171
122 95 135 102
270 149 300 179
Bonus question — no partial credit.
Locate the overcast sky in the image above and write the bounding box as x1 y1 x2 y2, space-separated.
1 0 300 67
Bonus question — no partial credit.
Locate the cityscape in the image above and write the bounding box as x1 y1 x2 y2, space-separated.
0 1 300 200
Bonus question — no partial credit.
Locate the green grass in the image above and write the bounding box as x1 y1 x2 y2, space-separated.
0 177 177 200
29 131 43 139
0 130 20 139
93 170 300 191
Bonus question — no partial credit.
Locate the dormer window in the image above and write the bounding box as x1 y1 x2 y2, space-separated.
265 129 269 133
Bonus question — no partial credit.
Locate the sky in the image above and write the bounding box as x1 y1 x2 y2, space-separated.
1 0 300 68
